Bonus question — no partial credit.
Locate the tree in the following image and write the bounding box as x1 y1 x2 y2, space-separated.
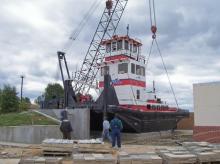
34 95 42 105
19 97 31 111
23 97 31 104
0 88 2 111
0 85 19 113
45 83 64 101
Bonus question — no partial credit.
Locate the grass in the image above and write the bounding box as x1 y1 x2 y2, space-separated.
0 111 59 126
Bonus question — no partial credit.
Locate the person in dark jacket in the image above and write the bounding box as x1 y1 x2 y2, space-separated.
60 109 68 121
110 114 123 148
60 109 73 140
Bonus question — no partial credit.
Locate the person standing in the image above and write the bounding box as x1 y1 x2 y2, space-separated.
102 118 112 142
60 108 68 121
110 114 123 149
59 109 73 140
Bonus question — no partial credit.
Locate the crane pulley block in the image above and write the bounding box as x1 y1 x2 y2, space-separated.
151 25 157 39
106 0 113 9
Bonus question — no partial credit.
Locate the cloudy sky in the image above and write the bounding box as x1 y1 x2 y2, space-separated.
0 0 220 111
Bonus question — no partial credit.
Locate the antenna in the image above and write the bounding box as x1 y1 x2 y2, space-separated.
126 24 130 36
153 80 156 93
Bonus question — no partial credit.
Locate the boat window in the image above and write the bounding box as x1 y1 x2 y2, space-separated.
117 40 123 50
106 43 111 53
136 65 141 75
152 105 156 110
136 90 140 99
147 104 151 109
133 45 137 53
118 63 128 74
140 66 145 76
131 63 135 74
125 40 129 50
112 41 117 51
130 44 133 52
101 66 109 76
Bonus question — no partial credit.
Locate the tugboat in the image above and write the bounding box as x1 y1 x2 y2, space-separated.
91 35 189 133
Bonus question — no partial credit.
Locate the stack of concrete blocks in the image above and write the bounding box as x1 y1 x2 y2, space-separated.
19 157 63 164
161 153 197 164
156 147 197 164
118 151 162 164
156 142 220 163
183 142 220 163
73 153 117 164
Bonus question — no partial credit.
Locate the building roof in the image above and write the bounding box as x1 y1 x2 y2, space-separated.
101 35 142 46
193 81 220 86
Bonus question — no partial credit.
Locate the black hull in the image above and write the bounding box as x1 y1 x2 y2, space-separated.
91 74 190 133
90 107 189 133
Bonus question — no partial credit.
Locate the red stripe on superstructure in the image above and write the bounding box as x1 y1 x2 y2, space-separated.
105 55 129 62
147 100 157 103
119 105 177 112
99 79 146 88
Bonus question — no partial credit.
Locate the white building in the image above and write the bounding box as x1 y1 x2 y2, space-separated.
193 82 220 143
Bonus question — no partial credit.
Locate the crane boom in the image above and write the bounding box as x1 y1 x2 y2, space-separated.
73 0 128 94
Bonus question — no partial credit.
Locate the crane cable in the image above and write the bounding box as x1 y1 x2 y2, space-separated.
55 0 102 81
146 0 180 110
62 0 103 53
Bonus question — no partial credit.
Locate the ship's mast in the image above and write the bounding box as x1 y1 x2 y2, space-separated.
73 0 129 94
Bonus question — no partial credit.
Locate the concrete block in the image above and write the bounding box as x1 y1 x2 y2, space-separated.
35 157 46 163
39 108 90 140
73 153 116 164
0 159 21 164
45 157 62 164
19 157 36 164
119 157 132 164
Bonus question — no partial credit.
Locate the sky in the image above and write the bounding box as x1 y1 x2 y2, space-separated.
0 0 220 111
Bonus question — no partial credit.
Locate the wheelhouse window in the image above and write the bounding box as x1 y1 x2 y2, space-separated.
101 66 109 76
130 44 133 52
131 63 135 74
140 66 145 76
133 45 137 53
136 90 140 99
106 43 111 53
117 40 123 50
136 65 141 75
118 63 128 74
112 41 117 51
125 40 129 50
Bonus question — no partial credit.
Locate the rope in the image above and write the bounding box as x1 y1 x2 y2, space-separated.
155 39 179 109
152 0 157 26
146 0 180 110
146 39 154 70
149 0 153 26
148 0 156 27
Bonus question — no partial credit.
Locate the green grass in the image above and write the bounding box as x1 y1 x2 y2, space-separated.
0 111 59 126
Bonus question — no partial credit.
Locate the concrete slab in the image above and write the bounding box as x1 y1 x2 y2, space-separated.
0 159 20 164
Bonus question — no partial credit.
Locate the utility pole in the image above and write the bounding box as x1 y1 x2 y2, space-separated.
20 75 24 102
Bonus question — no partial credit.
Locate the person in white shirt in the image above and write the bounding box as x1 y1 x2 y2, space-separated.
102 118 112 142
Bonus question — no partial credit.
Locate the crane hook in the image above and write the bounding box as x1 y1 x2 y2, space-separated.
151 25 157 39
